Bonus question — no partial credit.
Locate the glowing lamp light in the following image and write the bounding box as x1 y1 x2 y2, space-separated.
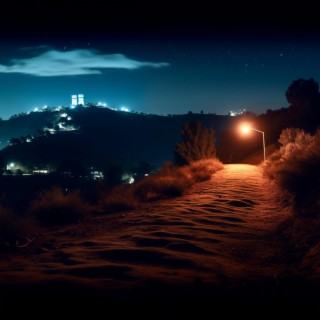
241 125 251 134
240 123 266 161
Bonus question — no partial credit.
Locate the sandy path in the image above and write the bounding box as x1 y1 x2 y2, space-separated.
0 164 291 304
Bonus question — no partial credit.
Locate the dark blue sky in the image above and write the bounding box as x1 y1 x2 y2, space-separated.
1 4 320 119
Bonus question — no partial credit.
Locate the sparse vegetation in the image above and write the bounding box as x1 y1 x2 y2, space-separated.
263 127 320 217
98 159 223 208
99 184 138 213
174 121 216 165
0 206 32 250
29 186 90 226
186 159 224 182
134 159 223 201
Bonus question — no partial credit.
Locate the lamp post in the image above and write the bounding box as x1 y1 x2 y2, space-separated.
241 125 266 162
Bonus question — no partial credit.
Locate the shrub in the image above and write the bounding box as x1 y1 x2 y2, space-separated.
0 206 31 249
185 159 224 182
134 159 223 201
134 163 192 201
29 186 90 226
98 159 223 212
174 121 217 165
100 184 138 213
263 128 320 217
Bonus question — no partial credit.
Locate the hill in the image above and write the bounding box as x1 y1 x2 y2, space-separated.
2 77 320 173
0 106 235 173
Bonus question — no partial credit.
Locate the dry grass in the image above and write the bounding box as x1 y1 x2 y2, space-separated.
97 159 223 213
99 184 138 213
127 159 222 203
29 186 90 226
263 128 320 217
0 206 32 250
185 159 224 182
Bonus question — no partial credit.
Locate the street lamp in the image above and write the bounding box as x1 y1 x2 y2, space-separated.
240 124 266 162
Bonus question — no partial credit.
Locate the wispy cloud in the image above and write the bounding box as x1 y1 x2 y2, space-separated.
0 49 169 76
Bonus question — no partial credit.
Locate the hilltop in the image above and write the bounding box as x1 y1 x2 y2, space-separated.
0 106 235 172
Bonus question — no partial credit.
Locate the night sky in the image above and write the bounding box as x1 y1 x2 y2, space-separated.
1 3 320 119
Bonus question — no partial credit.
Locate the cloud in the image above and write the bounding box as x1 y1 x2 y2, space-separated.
0 49 169 76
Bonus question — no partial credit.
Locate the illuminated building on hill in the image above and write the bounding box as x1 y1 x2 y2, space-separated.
71 94 85 107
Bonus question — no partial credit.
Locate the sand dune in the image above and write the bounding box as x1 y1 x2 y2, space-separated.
1 164 317 310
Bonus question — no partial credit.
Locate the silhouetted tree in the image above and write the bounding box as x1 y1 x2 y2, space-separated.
286 78 319 109
174 121 216 165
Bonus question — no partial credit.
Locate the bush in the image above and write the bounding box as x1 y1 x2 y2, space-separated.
134 162 191 201
29 187 90 226
263 128 320 217
98 159 223 212
0 206 31 249
134 159 223 201
100 184 138 213
174 121 217 165
185 159 224 182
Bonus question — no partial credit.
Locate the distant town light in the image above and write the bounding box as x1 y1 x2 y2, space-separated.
34 107 39 112
120 106 130 112
6 162 15 170
229 108 246 117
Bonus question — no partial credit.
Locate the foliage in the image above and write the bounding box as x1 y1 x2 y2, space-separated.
185 159 224 182
0 206 32 249
174 121 216 165
286 78 319 109
29 186 90 226
263 128 320 217
99 184 138 213
134 159 223 201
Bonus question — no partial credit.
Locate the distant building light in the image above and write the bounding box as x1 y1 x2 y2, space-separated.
60 113 68 117
33 169 49 174
43 105 48 109
228 108 246 117
120 106 130 112
34 107 39 112
6 163 15 170
71 95 77 106
78 94 84 105
89 169 104 180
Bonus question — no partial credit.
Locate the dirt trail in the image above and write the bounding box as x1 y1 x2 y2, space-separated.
0 164 292 303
